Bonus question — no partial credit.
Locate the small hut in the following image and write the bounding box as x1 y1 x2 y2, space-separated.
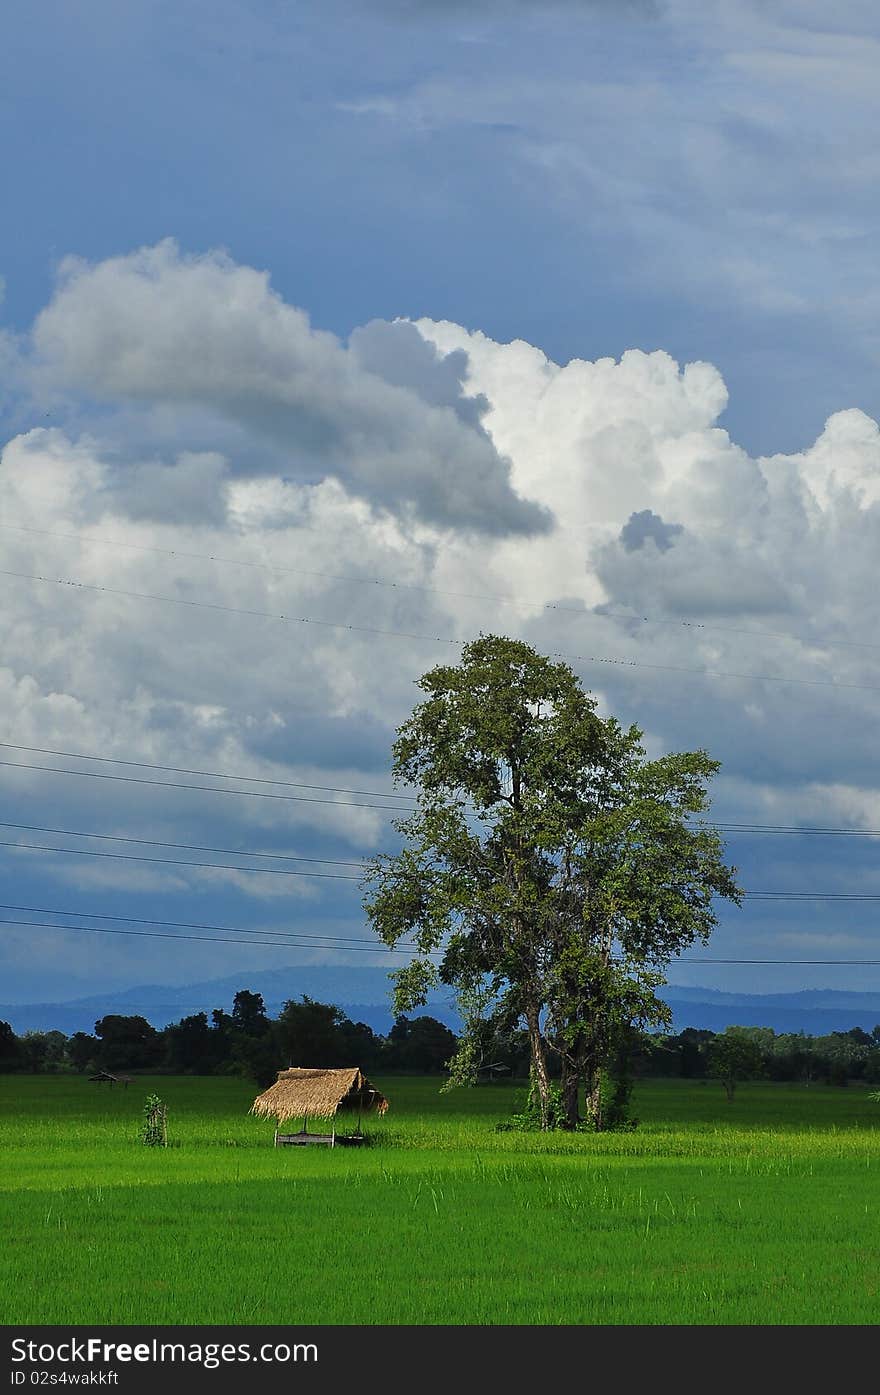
87 1070 132 1088
251 1067 389 1147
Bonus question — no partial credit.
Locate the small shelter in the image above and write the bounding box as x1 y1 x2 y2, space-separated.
251 1067 389 1147
87 1070 132 1087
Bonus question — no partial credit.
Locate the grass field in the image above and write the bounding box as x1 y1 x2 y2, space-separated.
1 1073 879 1325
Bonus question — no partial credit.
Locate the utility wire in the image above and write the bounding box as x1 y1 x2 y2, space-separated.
4 750 880 842
673 957 880 964
0 837 364 880
0 915 416 954
0 758 412 815
711 822 880 837
0 900 408 947
0 820 373 868
5 746 880 842
0 741 414 804
5 566 880 695
742 891 880 900
3 519 877 656
2 825 880 898
0 918 432 953
0 915 876 966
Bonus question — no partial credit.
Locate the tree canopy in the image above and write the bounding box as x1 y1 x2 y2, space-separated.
364 634 741 1128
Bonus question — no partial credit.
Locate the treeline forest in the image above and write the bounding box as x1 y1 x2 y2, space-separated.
2 990 880 1098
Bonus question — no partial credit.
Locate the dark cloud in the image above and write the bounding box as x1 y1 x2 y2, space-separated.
33 243 552 538
103 451 230 527
349 319 488 430
619 508 683 553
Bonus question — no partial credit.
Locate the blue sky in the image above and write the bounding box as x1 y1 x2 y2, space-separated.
2 0 880 1004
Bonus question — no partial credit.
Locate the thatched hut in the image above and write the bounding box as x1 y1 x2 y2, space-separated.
251 1067 389 1146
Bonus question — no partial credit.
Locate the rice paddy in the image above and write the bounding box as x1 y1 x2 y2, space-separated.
1 1074 878 1325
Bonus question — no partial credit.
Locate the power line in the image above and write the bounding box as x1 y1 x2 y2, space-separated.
4 748 880 842
0 915 417 954
0 837 364 880
0 567 463 647
0 917 427 953
6 761 880 844
4 747 880 840
0 758 412 815
0 820 373 868
0 900 408 946
2 914 877 966
6 565 880 695
674 957 880 964
3 826 880 898
742 891 880 900
712 822 880 837
4 519 877 656
0 741 414 804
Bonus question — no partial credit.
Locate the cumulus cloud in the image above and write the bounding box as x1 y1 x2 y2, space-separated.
32 241 549 537
6 252 880 992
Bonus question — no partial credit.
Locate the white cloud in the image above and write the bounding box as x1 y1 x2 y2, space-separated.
6 248 880 991
31 241 549 537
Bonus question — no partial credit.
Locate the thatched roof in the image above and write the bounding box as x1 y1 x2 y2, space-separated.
250 1067 389 1122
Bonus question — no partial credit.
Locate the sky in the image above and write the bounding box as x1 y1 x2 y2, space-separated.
3 0 880 1005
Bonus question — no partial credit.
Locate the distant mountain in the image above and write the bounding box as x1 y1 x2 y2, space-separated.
0 963 457 1037
663 987 880 1036
2 967 880 1038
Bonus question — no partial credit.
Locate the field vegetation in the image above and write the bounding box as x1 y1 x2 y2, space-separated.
2 1074 879 1325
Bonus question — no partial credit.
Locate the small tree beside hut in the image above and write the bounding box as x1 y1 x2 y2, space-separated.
141 1093 168 1146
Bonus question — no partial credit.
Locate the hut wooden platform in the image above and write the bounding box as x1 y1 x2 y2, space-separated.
251 1067 388 1147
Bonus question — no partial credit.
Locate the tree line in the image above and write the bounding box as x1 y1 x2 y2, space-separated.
0 991 457 1085
2 997 879 1100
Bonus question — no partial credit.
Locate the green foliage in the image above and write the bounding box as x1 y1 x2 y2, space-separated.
496 1080 569 1132
275 996 381 1072
364 633 740 1129
95 1015 163 1072
17 1031 69 1074
231 990 270 1038
595 1035 640 1132
67 1032 99 1074
0 1021 21 1071
385 1015 458 1072
140 1093 167 1147
708 1028 765 1101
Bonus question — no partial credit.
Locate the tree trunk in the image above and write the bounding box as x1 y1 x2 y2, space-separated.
525 1006 552 1129
561 1063 581 1129
586 1068 603 1132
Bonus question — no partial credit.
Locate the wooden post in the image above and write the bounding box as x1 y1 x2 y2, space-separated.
273 1127 278 1148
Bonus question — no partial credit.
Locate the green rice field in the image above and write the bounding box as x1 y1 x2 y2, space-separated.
1 1073 879 1325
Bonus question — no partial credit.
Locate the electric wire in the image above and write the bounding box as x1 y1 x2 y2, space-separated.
0 820 372 868
0 837 365 880
4 519 878 655
0 741 414 803
5 566 880 695
0 758 414 814
0 915 418 954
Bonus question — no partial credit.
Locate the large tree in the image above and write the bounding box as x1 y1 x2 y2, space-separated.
364 634 740 1129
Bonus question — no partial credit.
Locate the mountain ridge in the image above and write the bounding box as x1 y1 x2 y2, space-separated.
3 965 880 1037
